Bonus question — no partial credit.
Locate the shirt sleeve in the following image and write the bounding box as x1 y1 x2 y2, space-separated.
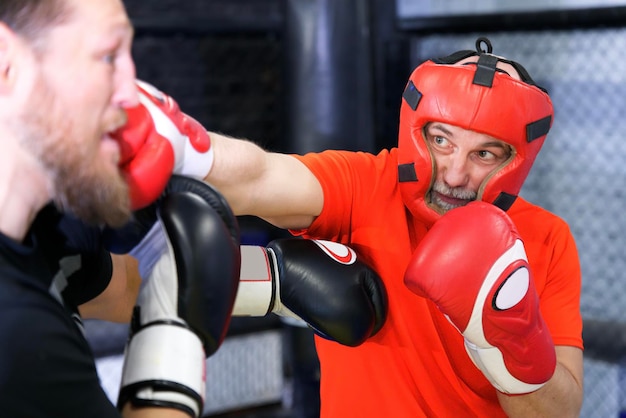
62 251 113 307
56 215 113 307
290 149 396 242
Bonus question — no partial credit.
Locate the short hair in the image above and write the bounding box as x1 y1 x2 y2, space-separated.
0 0 72 43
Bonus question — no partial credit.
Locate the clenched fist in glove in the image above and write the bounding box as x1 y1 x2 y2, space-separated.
232 239 388 347
404 201 556 395
104 175 240 417
112 80 214 210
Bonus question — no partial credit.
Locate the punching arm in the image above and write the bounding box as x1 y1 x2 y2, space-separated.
205 133 323 230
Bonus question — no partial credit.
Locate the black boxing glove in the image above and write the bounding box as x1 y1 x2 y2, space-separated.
109 176 240 417
232 238 388 347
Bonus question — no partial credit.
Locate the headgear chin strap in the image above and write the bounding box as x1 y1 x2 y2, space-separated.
397 37 553 226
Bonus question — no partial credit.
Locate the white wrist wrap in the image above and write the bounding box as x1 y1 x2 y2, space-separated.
180 143 214 180
121 323 206 417
232 246 274 316
233 245 299 319
464 341 545 394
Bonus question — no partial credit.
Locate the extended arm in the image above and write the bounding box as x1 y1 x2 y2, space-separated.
497 346 583 418
112 80 323 231
205 132 323 230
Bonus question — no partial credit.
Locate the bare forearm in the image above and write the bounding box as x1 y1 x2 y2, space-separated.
78 255 140 323
205 132 322 228
121 403 190 418
497 361 583 418
205 132 275 215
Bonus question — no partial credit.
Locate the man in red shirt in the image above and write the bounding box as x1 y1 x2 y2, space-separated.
200 37 582 417
129 37 583 417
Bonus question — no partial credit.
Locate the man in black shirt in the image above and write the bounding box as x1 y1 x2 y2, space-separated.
0 0 240 417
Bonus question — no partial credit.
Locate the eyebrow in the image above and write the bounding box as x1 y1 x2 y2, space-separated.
101 21 134 48
114 21 134 38
429 123 453 137
482 141 509 150
106 16 134 37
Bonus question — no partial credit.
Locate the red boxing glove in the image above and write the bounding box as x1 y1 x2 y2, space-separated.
404 201 556 394
112 80 214 210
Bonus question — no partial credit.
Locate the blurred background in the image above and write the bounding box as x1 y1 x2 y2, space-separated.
85 0 626 416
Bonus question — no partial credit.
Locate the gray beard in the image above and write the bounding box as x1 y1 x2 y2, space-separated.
429 181 477 212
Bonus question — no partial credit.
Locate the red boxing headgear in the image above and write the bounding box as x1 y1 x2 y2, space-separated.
397 37 553 226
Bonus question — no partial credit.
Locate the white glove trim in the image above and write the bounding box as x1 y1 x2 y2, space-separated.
232 245 299 320
312 240 357 265
137 85 213 179
265 247 300 320
121 323 206 417
462 240 544 394
464 341 544 394
180 141 214 180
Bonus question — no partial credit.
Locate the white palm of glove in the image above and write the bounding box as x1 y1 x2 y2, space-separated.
121 219 206 417
128 221 181 325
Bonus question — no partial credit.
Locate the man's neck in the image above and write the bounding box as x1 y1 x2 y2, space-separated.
0 137 53 242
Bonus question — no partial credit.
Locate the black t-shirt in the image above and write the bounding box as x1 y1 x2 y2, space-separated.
0 205 120 417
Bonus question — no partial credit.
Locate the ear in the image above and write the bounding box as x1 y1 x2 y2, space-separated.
0 22 18 94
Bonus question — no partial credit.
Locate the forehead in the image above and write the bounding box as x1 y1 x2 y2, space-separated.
54 0 131 38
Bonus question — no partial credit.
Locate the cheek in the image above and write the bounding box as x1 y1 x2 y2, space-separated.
70 113 102 149
472 165 500 190
71 93 116 142
430 154 444 179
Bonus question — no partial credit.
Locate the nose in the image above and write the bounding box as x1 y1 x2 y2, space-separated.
440 155 469 188
112 61 140 108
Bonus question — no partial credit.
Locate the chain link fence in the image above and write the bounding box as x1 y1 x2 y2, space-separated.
413 29 626 418
87 5 626 415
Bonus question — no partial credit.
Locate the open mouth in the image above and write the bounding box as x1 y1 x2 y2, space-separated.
430 190 472 211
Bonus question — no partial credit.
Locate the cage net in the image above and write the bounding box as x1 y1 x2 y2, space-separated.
132 32 285 149
85 4 626 414
413 29 626 418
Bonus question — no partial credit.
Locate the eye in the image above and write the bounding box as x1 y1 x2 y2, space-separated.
100 42 125 65
103 53 116 65
433 135 446 146
475 147 510 165
104 51 119 64
425 132 453 155
477 150 497 160
428 135 451 150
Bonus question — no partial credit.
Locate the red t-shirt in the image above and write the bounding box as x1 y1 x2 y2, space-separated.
291 148 582 418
